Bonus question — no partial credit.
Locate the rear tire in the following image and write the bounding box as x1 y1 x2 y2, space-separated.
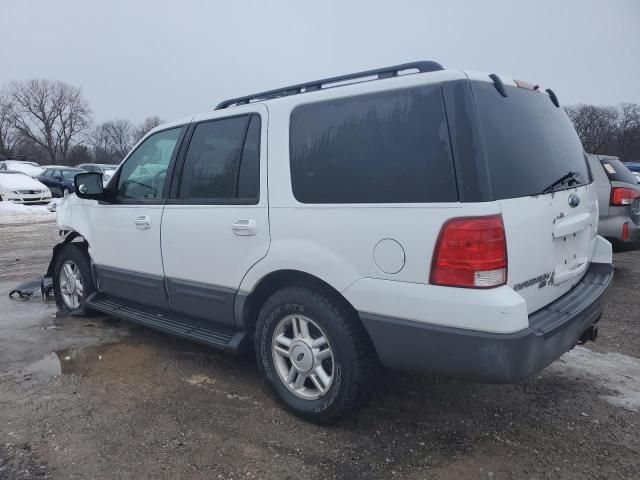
255 286 377 423
53 243 96 316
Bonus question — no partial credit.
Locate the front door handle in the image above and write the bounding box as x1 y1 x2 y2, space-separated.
232 219 257 236
134 215 151 230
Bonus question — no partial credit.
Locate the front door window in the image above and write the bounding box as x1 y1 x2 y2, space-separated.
117 128 182 200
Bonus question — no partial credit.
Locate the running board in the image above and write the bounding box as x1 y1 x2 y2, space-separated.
86 293 246 352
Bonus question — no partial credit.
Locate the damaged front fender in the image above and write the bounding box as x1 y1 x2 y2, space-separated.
45 231 85 278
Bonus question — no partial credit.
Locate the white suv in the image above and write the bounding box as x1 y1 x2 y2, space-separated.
48 62 614 423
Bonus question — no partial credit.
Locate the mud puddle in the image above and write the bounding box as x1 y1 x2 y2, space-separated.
25 343 159 380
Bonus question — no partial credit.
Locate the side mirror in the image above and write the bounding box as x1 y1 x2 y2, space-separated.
74 172 105 200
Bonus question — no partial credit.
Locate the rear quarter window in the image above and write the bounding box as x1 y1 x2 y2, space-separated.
289 85 458 203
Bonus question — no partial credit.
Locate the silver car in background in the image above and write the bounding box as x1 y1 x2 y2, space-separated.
587 154 640 251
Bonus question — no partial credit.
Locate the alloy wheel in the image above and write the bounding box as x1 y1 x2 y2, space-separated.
272 314 334 400
59 260 84 309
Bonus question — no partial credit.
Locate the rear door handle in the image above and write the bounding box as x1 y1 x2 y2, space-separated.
134 215 151 230
232 219 257 236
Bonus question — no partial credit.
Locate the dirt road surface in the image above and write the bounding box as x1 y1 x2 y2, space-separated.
1 221 639 479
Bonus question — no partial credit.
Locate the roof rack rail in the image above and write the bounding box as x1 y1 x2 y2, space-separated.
215 60 444 110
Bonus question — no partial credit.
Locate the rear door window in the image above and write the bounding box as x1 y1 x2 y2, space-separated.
178 114 260 202
471 82 591 200
289 85 458 204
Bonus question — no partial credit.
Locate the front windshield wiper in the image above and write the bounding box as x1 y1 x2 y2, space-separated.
542 171 581 194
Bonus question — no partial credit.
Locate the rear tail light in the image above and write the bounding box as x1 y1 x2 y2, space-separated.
610 187 640 206
430 215 507 288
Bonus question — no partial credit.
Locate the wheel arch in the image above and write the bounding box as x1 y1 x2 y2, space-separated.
235 269 361 335
45 230 90 278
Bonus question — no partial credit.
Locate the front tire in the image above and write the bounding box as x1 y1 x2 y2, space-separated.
53 243 95 315
255 286 377 423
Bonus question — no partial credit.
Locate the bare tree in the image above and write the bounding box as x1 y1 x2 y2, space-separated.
0 90 18 157
87 119 134 163
616 103 640 162
565 103 640 161
6 79 91 164
105 119 134 160
86 122 113 164
67 143 92 165
565 104 618 154
132 116 163 144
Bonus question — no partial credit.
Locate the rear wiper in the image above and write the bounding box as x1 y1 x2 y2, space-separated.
542 171 581 194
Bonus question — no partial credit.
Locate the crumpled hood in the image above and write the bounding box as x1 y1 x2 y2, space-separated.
0 173 48 191
55 193 93 230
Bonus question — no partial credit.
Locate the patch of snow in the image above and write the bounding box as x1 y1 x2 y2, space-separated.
552 346 640 412
0 200 57 225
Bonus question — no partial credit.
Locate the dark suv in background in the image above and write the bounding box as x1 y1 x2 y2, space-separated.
587 154 640 251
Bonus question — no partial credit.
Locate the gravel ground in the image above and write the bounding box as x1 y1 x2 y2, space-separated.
0 221 639 480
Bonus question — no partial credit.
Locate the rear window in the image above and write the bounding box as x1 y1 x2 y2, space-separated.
471 82 591 200
289 85 458 203
600 158 639 184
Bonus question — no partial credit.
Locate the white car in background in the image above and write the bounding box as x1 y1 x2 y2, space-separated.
0 170 52 204
0 160 45 177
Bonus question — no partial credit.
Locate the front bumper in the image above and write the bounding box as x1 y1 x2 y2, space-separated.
360 262 614 383
3 194 52 205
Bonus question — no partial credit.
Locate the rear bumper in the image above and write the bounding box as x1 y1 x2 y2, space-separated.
600 213 640 251
360 262 614 383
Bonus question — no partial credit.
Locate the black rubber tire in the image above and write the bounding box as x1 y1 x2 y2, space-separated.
53 243 96 316
255 285 377 424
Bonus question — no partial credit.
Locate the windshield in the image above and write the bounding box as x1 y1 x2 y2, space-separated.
471 81 591 199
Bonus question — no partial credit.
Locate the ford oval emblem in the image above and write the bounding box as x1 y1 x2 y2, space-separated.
568 193 580 208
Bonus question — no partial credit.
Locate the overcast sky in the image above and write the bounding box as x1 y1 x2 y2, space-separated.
2 0 639 124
